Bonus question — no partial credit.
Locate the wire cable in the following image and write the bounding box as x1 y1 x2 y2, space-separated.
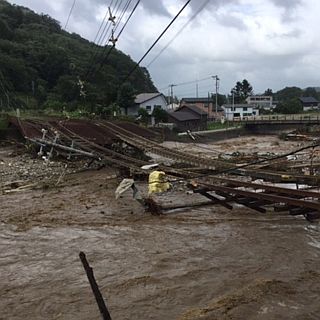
119 0 192 86
116 0 140 38
64 0 77 30
87 0 139 80
147 0 210 68
85 0 128 79
92 0 115 44
84 0 122 79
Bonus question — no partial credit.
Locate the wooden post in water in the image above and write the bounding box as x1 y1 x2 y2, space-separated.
79 252 112 320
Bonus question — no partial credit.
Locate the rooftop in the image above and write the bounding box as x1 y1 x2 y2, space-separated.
178 104 208 115
181 97 214 103
299 97 319 103
168 111 200 121
135 93 163 104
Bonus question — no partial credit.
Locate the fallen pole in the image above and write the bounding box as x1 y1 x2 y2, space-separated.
79 252 112 320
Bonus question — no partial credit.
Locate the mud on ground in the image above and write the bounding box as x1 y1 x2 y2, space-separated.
1 136 320 320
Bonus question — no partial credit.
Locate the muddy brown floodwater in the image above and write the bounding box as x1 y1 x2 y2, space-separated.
1 136 320 320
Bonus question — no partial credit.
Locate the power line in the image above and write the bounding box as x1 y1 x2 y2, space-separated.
64 0 77 30
84 0 123 79
92 0 115 44
175 76 212 87
114 0 136 38
91 0 139 76
158 75 213 94
147 0 210 68
86 0 140 80
85 0 128 77
95 0 121 47
119 0 192 86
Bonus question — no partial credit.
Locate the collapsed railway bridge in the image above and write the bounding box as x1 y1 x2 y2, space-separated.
9 116 320 221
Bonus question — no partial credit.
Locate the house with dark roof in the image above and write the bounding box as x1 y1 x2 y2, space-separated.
167 105 207 131
299 97 319 111
127 93 168 116
180 97 223 119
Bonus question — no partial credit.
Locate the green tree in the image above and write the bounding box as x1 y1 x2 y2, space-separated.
152 107 168 123
231 79 253 103
303 87 319 100
0 18 13 39
273 98 302 114
117 82 136 115
138 108 149 124
264 88 273 96
0 0 158 112
54 75 79 102
274 87 303 102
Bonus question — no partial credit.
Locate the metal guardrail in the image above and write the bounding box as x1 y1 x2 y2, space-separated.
232 114 320 122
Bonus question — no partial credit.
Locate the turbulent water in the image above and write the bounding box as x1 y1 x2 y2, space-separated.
1 205 320 319
1 137 320 319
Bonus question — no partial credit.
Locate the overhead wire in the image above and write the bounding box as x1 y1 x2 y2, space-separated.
85 0 130 79
116 0 140 38
159 76 214 98
119 0 192 86
95 0 121 47
84 0 123 79
64 0 77 30
86 0 140 80
147 0 210 68
92 0 115 44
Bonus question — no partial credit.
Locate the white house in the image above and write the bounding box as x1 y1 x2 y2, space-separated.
127 93 168 116
246 95 273 110
222 104 259 121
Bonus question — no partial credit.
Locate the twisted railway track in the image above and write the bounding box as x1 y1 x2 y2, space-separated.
97 121 230 170
15 117 320 221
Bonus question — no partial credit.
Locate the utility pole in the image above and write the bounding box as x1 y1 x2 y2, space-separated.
196 82 199 98
232 91 235 109
212 75 219 118
169 84 176 105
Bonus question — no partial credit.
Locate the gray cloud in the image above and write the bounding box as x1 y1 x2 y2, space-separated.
140 0 170 16
269 0 302 22
215 13 247 30
190 0 239 11
269 0 301 9
267 28 303 39
7 0 320 96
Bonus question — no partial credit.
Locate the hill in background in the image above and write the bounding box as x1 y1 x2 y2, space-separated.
0 0 157 114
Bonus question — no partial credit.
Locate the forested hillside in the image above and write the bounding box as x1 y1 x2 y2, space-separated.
0 0 157 114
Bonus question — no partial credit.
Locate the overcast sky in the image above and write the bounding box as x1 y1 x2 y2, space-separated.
7 0 320 98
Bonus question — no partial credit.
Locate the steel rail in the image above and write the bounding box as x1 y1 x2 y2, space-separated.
193 182 320 212
55 122 195 177
97 121 227 170
199 176 320 199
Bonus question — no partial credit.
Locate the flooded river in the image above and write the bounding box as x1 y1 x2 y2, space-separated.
1 137 320 319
